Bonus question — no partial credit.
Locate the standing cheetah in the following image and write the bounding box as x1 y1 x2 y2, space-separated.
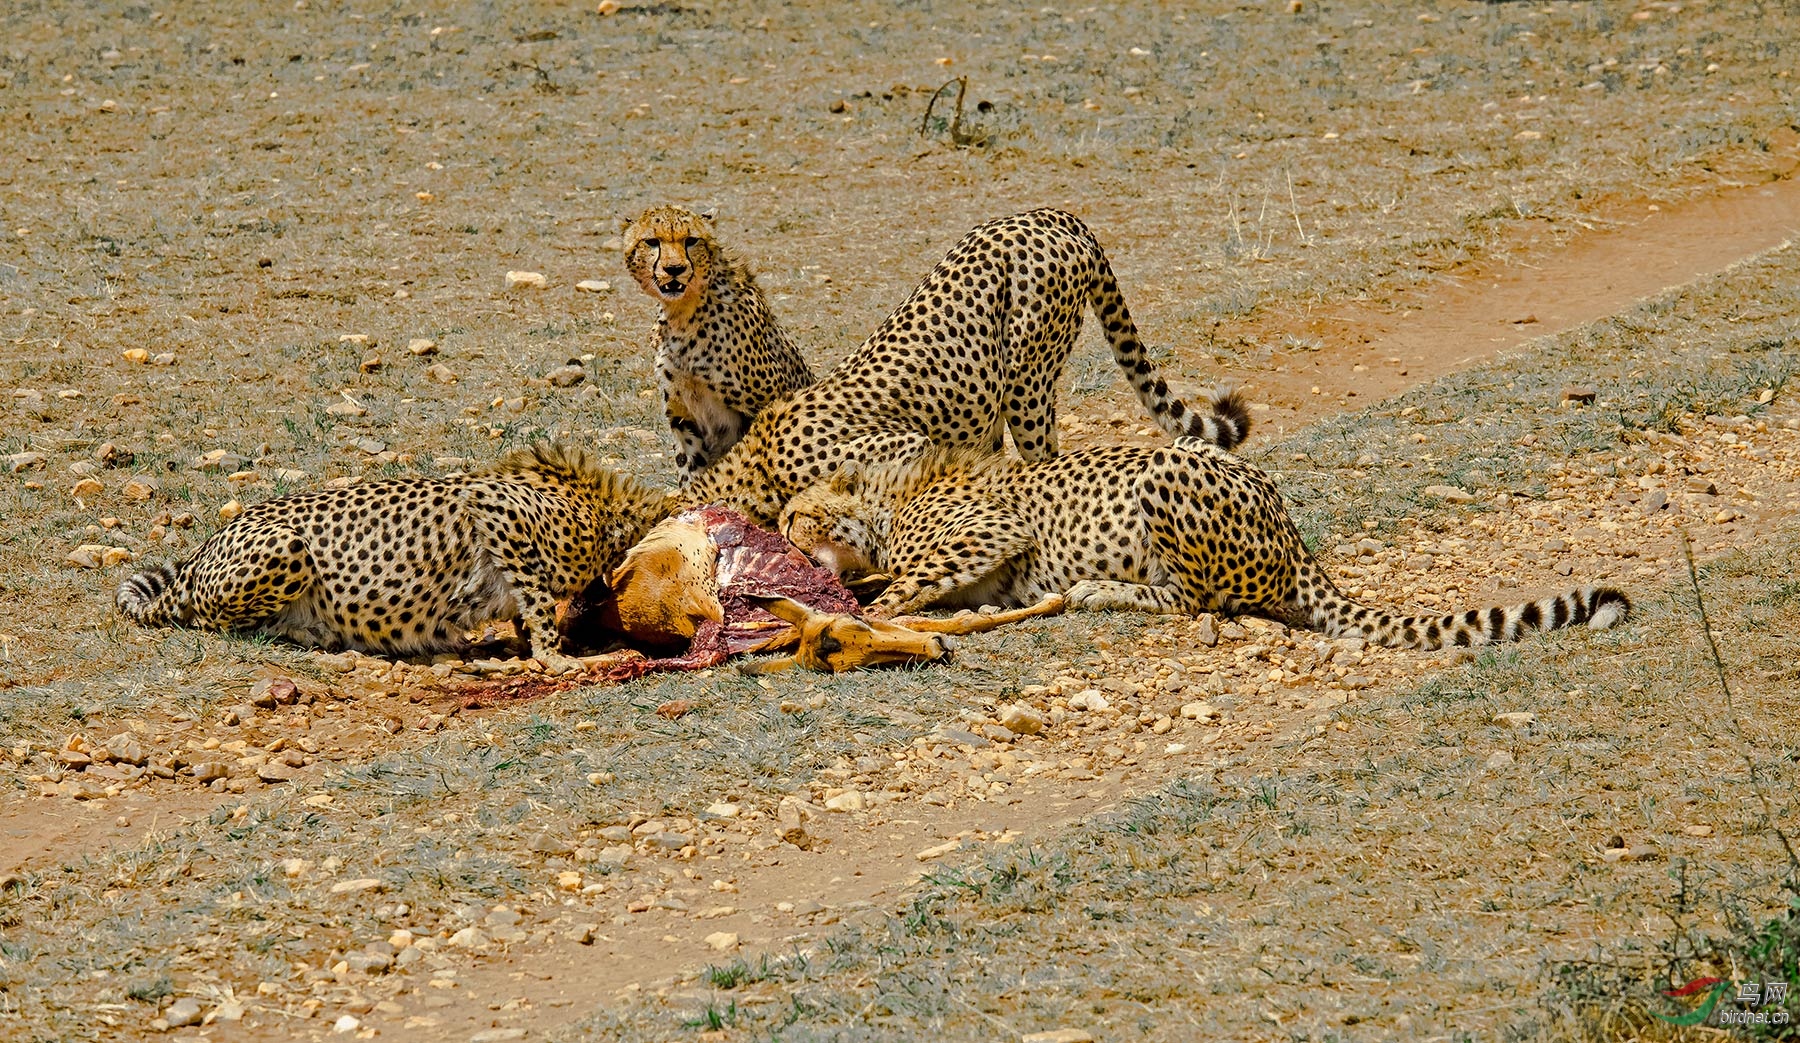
778 413 1630 649
623 205 815 481
678 207 1236 525
116 444 672 671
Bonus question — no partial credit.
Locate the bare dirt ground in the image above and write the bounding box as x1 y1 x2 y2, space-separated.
3 2 1800 1041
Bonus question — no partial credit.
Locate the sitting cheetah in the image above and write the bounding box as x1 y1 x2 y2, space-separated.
116 444 672 671
678 208 1237 526
779 413 1630 649
623 205 815 481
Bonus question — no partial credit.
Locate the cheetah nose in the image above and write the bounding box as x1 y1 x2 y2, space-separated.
661 263 688 278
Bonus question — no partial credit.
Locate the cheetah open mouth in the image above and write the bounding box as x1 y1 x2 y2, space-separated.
657 278 687 296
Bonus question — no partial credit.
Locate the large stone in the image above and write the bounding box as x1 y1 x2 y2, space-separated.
998 703 1046 735
165 997 203 1027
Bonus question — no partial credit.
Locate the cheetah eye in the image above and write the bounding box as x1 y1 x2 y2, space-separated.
683 236 699 249
642 237 660 249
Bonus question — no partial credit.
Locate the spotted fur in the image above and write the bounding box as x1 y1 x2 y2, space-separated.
779 432 1630 650
623 205 815 480
678 208 1228 525
116 444 673 669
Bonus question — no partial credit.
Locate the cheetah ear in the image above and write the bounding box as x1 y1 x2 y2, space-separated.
697 206 718 224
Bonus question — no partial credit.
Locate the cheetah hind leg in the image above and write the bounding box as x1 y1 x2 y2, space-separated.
1064 579 1195 615
181 526 322 638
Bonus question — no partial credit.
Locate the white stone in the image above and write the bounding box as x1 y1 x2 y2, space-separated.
1067 689 1109 712
505 270 547 289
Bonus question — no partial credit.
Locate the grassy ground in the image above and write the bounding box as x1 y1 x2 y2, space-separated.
4 2 1800 1041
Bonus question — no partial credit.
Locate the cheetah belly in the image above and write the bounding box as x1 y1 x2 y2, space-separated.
1010 473 1167 598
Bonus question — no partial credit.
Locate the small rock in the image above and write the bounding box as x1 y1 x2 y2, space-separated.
1180 701 1219 721
1641 489 1669 513
1193 614 1219 647
505 270 548 290
406 338 438 356
1682 824 1714 837
546 363 586 387
192 449 250 473
70 477 105 500
359 356 382 373
258 764 293 784
1493 712 1535 729
1422 484 1476 504
1684 478 1718 496
426 363 458 384
326 397 367 418
122 476 159 500
165 997 204 1027
94 442 134 467
575 279 611 293
218 500 243 521
1485 750 1515 770
189 761 230 782
1560 386 1597 406
556 870 583 891
5 451 46 472
338 334 374 347
104 734 146 767
528 833 575 855
702 802 740 819
915 838 961 861
703 931 739 952
250 677 299 708
65 545 111 568
655 699 694 720
645 832 692 851
998 703 1046 735
331 1013 360 1034
329 878 385 895
1068 689 1110 712
823 790 865 812
345 951 392 974
122 348 149 364
448 926 490 949
567 923 597 945
470 1031 527 1043
1021 1030 1094 1043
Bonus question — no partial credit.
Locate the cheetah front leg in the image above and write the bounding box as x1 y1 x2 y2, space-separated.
1064 579 1196 615
872 519 1035 617
508 578 585 675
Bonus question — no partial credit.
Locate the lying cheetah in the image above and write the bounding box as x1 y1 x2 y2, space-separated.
678 208 1239 525
779 417 1630 649
116 444 672 671
623 205 815 481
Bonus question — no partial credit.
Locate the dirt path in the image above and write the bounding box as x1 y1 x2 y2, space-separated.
1162 173 1800 443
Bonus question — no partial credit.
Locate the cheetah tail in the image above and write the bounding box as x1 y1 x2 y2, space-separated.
1293 561 1631 649
1176 388 1252 452
116 562 189 626
1087 260 1224 445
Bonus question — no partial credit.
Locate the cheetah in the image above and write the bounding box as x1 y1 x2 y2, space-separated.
115 444 672 671
623 205 815 481
779 405 1630 649
677 208 1238 526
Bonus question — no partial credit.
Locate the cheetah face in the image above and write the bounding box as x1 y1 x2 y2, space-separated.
780 481 877 579
623 205 716 302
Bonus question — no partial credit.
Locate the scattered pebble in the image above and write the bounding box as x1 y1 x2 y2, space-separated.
407 338 438 356
426 363 458 384
218 500 243 521
1493 712 1535 729
702 931 739 952
1021 1030 1095 1043
505 270 548 290
575 279 611 293
165 997 203 1028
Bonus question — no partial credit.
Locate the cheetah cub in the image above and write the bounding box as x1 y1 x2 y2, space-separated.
116 444 672 672
623 205 815 482
780 395 1630 649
